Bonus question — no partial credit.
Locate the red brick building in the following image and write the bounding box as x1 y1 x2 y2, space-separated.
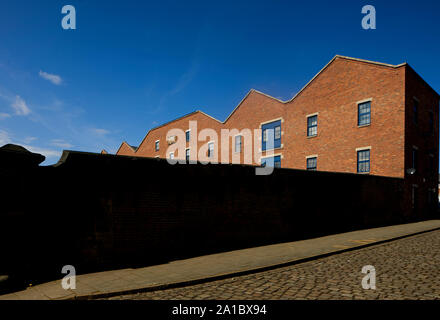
110 55 439 216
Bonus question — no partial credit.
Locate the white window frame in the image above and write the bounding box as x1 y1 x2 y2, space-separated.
356 147 371 174
306 113 318 137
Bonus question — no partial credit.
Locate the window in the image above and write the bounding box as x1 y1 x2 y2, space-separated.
306 157 317 170
357 149 370 173
413 99 418 125
274 156 281 168
275 126 281 140
169 152 174 160
208 142 214 158
412 147 418 170
262 120 281 151
185 149 190 162
186 130 190 142
155 140 159 151
307 115 318 137
235 135 242 153
358 101 371 126
261 155 281 168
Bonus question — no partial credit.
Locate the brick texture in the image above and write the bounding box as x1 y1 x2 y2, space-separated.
114 56 439 217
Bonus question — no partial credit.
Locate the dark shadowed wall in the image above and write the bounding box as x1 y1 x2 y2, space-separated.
1 148 437 291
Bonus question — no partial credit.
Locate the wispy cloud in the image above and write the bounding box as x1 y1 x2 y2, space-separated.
50 139 73 149
0 129 60 160
23 136 38 144
0 130 10 145
23 145 61 158
11 95 31 116
0 113 11 120
170 61 200 96
39 70 62 85
149 60 200 116
91 128 110 136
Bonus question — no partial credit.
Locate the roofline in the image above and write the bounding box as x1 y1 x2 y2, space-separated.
222 89 253 123
222 89 289 123
135 110 223 152
115 55 413 155
286 55 407 103
115 141 137 155
225 55 408 116
405 63 440 98
334 55 407 69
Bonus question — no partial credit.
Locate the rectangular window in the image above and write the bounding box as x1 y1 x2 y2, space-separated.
412 147 418 170
275 126 281 140
261 155 281 168
185 149 190 162
274 156 281 168
307 115 318 137
262 120 281 151
413 99 418 125
235 135 242 153
155 140 159 151
208 142 214 158
358 101 371 126
186 130 190 142
357 149 370 173
306 157 317 170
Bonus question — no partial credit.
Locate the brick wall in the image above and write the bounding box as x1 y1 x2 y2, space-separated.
58 152 412 270
403 66 440 219
2 148 439 289
115 56 437 182
283 58 406 177
113 56 439 220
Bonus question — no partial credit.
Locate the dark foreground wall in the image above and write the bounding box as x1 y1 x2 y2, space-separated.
1 146 436 289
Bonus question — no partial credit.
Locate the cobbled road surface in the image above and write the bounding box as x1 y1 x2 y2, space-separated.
106 230 440 300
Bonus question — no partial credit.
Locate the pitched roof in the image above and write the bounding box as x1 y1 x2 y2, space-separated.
117 55 415 154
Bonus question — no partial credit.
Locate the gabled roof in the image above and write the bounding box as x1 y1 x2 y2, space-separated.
117 55 413 155
115 141 138 155
223 55 407 122
131 110 223 154
286 55 407 103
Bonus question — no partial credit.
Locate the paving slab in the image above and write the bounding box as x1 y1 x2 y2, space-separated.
1 219 439 300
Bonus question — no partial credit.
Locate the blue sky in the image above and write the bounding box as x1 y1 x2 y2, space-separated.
0 0 439 165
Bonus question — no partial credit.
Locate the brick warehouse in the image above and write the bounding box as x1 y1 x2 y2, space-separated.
0 56 438 288
109 55 439 218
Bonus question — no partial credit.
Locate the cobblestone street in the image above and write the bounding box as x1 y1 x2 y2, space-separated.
108 230 440 300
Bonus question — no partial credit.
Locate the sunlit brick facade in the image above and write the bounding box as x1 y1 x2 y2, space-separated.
109 55 439 216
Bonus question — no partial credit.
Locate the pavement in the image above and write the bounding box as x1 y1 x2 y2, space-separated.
1 219 440 300
112 227 440 300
